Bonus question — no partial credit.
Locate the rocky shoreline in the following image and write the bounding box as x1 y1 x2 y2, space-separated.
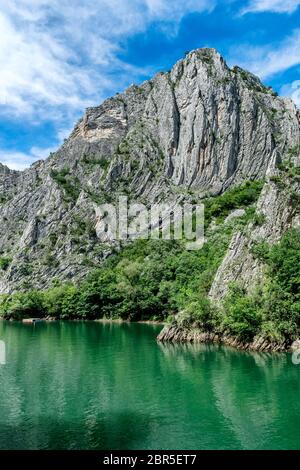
157 325 300 353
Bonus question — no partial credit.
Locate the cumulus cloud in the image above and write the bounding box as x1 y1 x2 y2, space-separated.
241 0 300 15
0 0 214 120
229 30 300 79
0 0 215 169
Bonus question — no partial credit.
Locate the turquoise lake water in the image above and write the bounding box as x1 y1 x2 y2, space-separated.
0 321 299 450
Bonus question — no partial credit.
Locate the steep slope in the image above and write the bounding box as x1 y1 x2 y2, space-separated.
158 149 300 350
210 164 300 300
0 48 299 293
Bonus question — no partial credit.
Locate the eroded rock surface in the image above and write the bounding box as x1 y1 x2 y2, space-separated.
0 48 299 292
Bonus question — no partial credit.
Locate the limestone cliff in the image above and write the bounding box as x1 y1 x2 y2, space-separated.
0 48 299 293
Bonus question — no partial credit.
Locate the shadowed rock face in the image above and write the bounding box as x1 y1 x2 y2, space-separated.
0 48 299 292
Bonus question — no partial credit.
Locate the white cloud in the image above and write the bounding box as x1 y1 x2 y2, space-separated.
0 0 214 170
0 148 51 171
229 30 300 79
0 0 214 120
242 0 300 15
0 125 73 170
0 144 61 170
0 151 32 171
0 7 113 119
281 80 300 107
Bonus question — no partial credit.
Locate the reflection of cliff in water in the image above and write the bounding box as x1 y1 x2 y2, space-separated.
158 342 298 449
0 321 157 449
1 321 300 450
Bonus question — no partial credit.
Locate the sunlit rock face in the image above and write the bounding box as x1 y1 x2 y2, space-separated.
0 48 299 292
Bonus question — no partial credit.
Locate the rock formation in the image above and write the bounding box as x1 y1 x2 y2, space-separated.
0 48 299 295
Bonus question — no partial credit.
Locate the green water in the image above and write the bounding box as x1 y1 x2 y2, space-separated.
0 321 299 450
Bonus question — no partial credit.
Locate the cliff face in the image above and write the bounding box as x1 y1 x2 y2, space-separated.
0 48 299 293
209 175 300 300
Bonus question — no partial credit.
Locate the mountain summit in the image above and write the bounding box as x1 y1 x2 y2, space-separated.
0 48 299 293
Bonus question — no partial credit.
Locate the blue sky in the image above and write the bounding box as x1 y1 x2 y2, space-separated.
0 0 300 170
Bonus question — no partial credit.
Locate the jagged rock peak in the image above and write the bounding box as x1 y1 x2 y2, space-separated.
0 47 299 292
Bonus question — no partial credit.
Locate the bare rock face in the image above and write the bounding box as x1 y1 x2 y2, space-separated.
210 173 300 300
0 163 19 201
291 339 300 352
0 48 299 292
157 324 290 352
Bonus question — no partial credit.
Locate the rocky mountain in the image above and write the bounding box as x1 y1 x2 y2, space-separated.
0 47 300 294
209 171 300 301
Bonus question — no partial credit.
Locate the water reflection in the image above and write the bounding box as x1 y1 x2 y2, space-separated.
0 321 299 449
158 341 299 449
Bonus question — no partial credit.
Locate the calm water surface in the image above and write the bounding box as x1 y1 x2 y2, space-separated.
0 321 299 450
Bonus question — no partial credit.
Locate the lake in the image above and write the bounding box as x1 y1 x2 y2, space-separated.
0 320 299 450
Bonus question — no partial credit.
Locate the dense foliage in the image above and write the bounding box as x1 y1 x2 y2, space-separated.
204 180 264 226
221 228 300 342
0 180 263 321
0 230 230 321
4 180 298 344
0 257 12 271
176 228 300 343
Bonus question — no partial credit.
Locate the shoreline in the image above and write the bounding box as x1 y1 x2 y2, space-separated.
0 317 166 326
157 325 296 353
3 317 298 353
95 318 166 325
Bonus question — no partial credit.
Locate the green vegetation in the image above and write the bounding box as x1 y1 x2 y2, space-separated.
71 216 97 239
81 155 110 170
0 181 263 322
0 257 12 271
50 167 80 202
18 262 33 276
271 158 300 212
0 228 230 321
222 285 263 341
3 179 299 346
204 180 264 225
276 160 300 179
222 229 300 342
4 223 296 346
233 67 277 96
262 228 300 338
0 290 45 320
287 144 300 159
176 228 300 344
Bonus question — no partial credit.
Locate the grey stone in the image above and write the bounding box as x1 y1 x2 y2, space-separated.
0 48 299 292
